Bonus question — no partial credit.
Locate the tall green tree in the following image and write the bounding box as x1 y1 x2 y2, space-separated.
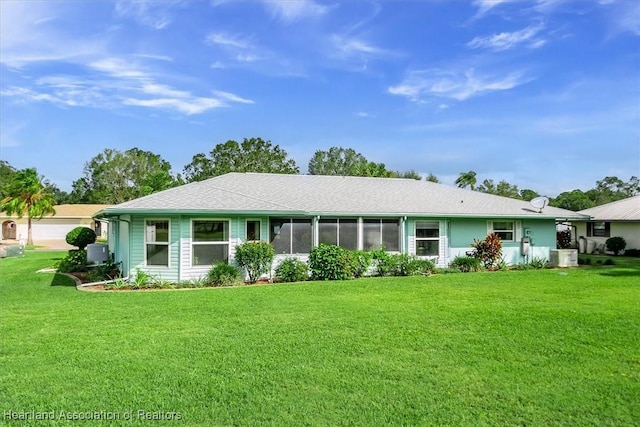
183 137 299 183
0 160 16 200
477 179 520 198
0 168 56 245
519 189 539 202
308 147 368 176
551 189 595 211
71 148 178 204
455 171 477 190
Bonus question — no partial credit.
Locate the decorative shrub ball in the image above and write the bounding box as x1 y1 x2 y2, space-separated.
65 226 97 250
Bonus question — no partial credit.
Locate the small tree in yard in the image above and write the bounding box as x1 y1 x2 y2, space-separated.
471 232 503 269
605 236 626 255
234 241 275 283
66 226 97 250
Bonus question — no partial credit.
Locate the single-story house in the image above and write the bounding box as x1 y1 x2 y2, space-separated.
96 173 586 281
1 204 111 243
574 195 640 253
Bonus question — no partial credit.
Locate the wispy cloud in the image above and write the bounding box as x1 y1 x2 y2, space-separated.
206 32 252 49
468 24 546 51
388 68 531 102
114 0 184 30
261 0 328 23
472 0 514 17
3 55 254 115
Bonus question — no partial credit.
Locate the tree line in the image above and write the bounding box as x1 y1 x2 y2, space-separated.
2 137 638 219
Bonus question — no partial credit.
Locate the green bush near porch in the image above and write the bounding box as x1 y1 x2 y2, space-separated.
1 251 638 426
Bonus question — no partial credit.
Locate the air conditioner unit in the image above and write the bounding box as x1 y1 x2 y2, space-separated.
87 243 109 264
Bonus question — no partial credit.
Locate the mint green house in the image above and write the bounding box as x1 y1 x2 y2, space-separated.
96 173 587 281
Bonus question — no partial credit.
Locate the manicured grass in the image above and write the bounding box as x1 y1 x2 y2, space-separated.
1 251 639 426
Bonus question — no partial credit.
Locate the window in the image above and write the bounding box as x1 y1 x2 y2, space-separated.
246 220 261 241
363 219 400 251
270 218 312 254
587 221 610 237
415 221 439 257
318 219 358 250
145 220 169 266
192 220 229 266
489 221 515 241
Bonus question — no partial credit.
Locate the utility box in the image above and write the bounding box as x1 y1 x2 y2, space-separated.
549 249 578 267
87 243 109 264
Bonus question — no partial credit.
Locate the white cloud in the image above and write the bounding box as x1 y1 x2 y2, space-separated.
213 91 255 104
472 0 514 17
114 0 183 29
122 97 224 115
262 0 328 23
388 68 531 102
467 24 546 51
206 32 251 49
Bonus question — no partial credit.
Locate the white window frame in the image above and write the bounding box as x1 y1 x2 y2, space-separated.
318 218 359 250
191 219 230 267
414 221 440 258
245 219 262 241
144 218 170 267
488 220 516 242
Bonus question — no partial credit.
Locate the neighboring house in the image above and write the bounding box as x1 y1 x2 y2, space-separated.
575 195 640 252
95 173 587 281
1 204 111 243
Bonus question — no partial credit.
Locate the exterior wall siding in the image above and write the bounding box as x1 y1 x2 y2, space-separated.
574 221 640 253
118 214 561 282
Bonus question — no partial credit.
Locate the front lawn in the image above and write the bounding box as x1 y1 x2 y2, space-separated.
1 251 639 426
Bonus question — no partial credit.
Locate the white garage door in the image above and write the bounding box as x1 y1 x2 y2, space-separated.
31 223 86 240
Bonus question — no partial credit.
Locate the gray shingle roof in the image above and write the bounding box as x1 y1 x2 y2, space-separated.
99 173 587 219
578 195 640 221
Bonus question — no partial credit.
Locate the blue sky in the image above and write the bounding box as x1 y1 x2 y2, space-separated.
1 0 638 197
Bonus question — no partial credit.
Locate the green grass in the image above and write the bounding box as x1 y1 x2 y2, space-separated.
1 252 639 426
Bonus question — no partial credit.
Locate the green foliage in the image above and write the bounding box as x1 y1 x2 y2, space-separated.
234 241 276 283
206 263 241 287
56 250 88 273
470 233 503 269
183 137 299 182
0 167 57 245
275 258 309 283
527 257 548 269
70 148 179 204
605 236 627 255
132 268 154 289
351 250 373 278
551 176 638 210
0 160 16 200
449 255 483 273
455 170 477 190
391 253 435 276
477 179 520 198
624 249 640 257
65 226 97 250
557 229 572 249
309 244 356 280
370 248 396 277
87 260 121 282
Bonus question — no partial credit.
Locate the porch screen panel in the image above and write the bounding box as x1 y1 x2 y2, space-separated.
318 220 338 246
381 219 400 251
363 220 382 250
338 219 358 250
270 219 291 254
291 219 312 253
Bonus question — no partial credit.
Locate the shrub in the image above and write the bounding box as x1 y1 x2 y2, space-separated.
309 244 355 280
578 257 591 265
275 258 309 283
605 236 627 255
603 258 615 266
56 250 88 273
556 229 572 249
528 256 548 269
624 248 640 257
370 248 397 277
471 233 503 269
351 250 373 278
450 255 482 273
87 259 121 282
65 227 97 250
392 254 435 276
206 263 241 287
234 241 275 283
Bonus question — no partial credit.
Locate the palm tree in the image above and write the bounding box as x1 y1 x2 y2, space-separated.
1 168 56 246
455 170 477 190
